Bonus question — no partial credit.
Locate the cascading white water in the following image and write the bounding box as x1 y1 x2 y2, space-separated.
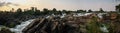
60 13 66 18
100 24 109 33
97 13 106 18
74 13 92 16
10 19 35 33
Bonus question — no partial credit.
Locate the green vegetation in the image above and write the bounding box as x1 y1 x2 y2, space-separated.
86 15 101 33
116 4 120 12
0 26 14 33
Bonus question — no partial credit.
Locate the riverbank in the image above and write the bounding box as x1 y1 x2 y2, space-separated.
0 12 120 33
22 12 120 33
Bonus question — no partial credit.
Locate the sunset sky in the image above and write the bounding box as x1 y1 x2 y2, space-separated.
0 0 120 11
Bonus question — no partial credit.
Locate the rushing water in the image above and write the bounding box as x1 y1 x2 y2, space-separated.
10 19 35 33
97 13 107 18
100 24 109 33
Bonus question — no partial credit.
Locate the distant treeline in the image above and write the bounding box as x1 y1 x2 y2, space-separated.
0 7 115 16
0 3 120 16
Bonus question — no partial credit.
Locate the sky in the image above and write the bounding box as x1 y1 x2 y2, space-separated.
0 0 120 11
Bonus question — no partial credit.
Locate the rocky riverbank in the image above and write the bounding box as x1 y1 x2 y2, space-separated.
0 11 120 33
22 12 120 33
0 12 38 28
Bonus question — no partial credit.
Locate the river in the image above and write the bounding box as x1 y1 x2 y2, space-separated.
10 19 35 33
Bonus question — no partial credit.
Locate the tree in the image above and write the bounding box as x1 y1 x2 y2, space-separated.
23 7 36 15
99 8 104 13
43 8 48 12
10 8 14 12
88 9 92 13
52 8 57 12
52 8 58 14
31 7 35 11
77 10 86 13
34 9 40 15
62 10 67 13
15 8 23 17
43 8 49 15
17 8 22 12
35 7 38 11
116 4 120 12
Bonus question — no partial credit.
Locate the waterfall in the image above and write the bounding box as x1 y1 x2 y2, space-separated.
76 13 92 16
10 19 35 33
60 13 66 18
97 13 106 18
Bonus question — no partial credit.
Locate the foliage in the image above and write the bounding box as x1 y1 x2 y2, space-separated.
99 8 104 13
86 15 102 33
0 27 14 33
116 4 120 12
88 9 92 13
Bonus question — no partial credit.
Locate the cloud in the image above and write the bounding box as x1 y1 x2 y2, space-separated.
116 0 120 1
115 0 120 2
0 2 19 7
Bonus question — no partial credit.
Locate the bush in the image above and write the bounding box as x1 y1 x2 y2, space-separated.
0 27 14 33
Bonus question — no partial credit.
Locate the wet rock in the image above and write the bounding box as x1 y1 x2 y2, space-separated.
22 13 120 33
110 13 118 20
